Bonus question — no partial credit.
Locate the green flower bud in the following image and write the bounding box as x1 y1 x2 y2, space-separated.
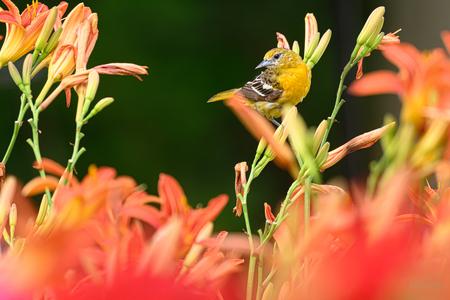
312 120 328 155
307 29 332 69
356 7 385 46
292 40 300 55
84 97 115 122
35 7 58 54
85 71 100 101
314 142 330 169
304 32 319 63
36 194 49 226
8 62 24 91
22 54 33 89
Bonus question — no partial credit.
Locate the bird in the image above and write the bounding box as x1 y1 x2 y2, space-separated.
208 48 311 124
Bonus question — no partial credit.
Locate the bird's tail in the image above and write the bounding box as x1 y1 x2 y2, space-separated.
207 89 239 103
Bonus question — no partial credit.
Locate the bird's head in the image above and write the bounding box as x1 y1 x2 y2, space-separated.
256 48 303 70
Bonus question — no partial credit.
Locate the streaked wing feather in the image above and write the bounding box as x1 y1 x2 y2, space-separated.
240 71 282 102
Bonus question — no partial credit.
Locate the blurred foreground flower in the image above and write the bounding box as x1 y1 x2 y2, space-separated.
0 165 243 299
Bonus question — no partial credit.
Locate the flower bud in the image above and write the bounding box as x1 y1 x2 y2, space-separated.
41 27 63 58
307 29 332 69
36 194 49 226
22 54 33 89
8 62 24 91
315 142 330 169
292 40 300 55
256 137 267 156
304 13 318 58
356 7 385 46
365 17 384 48
304 32 319 63
261 283 274 300
9 203 17 239
85 71 100 101
313 120 328 155
34 7 58 55
84 97 115 122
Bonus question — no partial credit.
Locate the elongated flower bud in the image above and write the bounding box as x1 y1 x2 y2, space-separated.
292 40 300 55
22 54 33 89
365 17 384 48
304 13 318 58
315 142 330 169
42 27 63 57
36 194 49 226
84 97 114 122
8 62 24 91
9 203 17 240
304 32 319 63
35 7 58 54
307 29 332 69
313 120 328 155
356 7 385 46
85 71 100 101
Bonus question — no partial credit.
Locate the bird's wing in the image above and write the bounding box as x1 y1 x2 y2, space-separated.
239 70 283 102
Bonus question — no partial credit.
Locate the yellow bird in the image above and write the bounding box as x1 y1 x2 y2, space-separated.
208 48 311 121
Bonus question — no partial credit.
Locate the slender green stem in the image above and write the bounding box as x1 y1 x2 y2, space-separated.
2 95 30 164
320 54 365 149
304 176 312 236
26 95 53 209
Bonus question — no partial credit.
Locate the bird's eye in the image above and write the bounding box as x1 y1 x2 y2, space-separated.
274 53 281 60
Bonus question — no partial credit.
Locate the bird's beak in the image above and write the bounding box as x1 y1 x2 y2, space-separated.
255 59 273 69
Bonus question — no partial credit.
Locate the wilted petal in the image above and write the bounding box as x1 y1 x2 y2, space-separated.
375 32 400 50
93 63 148 80
276 32 290 50
264 203 275 224
321 122 395 170
233 162 247 217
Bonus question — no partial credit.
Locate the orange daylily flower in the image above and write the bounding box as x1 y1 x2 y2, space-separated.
0 0 68 68
47 3 96 83
349 36 450 129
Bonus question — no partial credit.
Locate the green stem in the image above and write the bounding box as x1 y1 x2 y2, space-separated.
304 176 311 236
320 53 365 149
2 95 30 164
27 96 52 209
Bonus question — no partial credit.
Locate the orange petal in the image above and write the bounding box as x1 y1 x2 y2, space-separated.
225 96 298 176
22 176 60 197
348 70 403 96
33 158 65 177
395 214 435 227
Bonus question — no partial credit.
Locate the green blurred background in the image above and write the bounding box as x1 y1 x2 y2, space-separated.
0 0 448 232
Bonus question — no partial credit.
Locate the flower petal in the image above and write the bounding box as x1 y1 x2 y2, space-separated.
348 70 403 96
